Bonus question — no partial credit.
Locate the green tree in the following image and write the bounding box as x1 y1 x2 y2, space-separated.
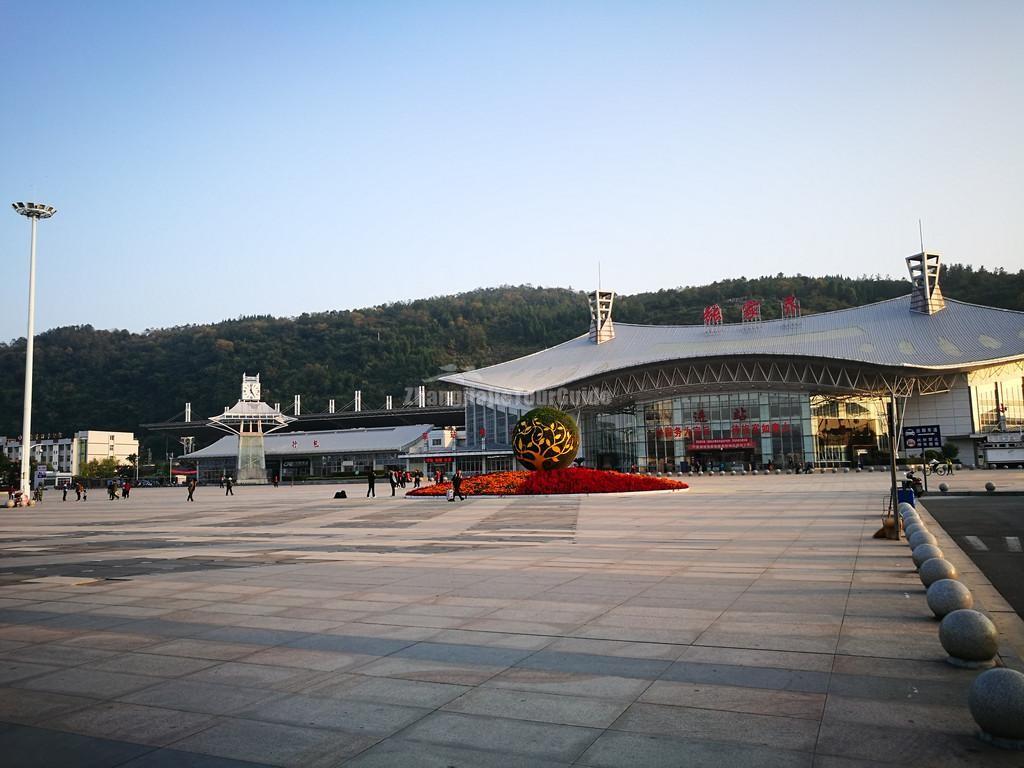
81 457 122 478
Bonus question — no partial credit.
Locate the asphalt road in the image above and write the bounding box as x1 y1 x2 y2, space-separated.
924 496 1024 619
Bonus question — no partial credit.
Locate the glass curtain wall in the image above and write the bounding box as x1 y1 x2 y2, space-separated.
581 391 889 471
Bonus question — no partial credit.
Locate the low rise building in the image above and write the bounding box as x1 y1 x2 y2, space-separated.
1 430 138 476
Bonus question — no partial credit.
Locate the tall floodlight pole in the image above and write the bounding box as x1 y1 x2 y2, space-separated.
11 202 57 497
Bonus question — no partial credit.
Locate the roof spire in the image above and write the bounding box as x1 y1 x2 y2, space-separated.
906 251 945 314
589 290 615 344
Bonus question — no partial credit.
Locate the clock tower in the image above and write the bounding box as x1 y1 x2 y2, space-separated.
241 373 261 402
207 373 294 484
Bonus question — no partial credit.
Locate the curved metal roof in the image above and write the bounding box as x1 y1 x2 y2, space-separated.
183 424 435 459
442 295 1024 395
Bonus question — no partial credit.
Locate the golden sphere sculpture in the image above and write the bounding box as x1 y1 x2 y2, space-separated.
511 407 580 471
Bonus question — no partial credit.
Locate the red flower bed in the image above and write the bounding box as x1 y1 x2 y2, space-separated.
407 468 687 497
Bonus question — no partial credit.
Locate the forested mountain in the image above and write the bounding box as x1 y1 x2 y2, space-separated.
0 263 1020 439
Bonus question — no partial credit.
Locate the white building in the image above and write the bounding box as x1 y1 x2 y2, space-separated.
2 430 139 475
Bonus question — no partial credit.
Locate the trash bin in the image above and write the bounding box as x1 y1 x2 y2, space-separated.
896 488 916 507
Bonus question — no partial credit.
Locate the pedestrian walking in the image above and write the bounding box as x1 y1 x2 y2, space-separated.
225 476 234 496
61 482 68 502
413 471 421 489
272 474 279 488
452 470 465 501
388 470 398 497
219 475 225 489
187 477 196 502
365 466 376 498
123 480 131 500
74 482 82 501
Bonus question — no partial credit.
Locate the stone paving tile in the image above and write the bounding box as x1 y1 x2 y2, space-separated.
482 667 653 700
826 672 973 705
119 748 277 767
301 672 470 707
680 644 835 672
398 710 602 762
236 692 430 734
285 632 415 656
118 679 280 715
610 701 819 752
354 656 507 686
515 650 672 680
441 686 629 728
4 480 1024 766
86 652 219 677
814 720 1023 766
16 667 162 698
185 661 322 689
0 660 61 685
542 637 684 660
0 643 120 668
822 694 975 733
660 659 831 693
0 686 98 724
340 737 572 767
169 716 377 768
139 638 264 661
577 730 814 768
52 631 164 652
640 679 826 719
39 701 217 746
238 646 375 672
394 640 536 668
0 723 154 768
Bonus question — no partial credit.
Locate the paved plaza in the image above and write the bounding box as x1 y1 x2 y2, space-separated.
1 473 1023 767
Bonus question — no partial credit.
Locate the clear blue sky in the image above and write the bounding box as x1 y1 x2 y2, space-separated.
2 1 1022 341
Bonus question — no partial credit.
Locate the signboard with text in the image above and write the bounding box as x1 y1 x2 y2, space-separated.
902 425 942 450
690 438 755 451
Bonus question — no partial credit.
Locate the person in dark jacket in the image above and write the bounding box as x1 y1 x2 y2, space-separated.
365 467 375 498
452 471 465 501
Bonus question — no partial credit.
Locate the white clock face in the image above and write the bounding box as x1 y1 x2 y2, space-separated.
242 382 260 400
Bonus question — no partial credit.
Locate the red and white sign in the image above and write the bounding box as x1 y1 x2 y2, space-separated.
782 295 801 319
703 304 723 326
690 438 755 450
741 299 761 322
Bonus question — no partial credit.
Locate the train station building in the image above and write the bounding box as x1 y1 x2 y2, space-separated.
441 254 1024 471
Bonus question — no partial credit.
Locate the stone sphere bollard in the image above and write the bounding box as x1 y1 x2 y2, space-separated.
868 465 874 472
897 501 915 516
902 514 921 528
785 469 792 474
939 609 998 668
919 557 958 587
731 470 736 476
856 467 861 472
843 467 849 473
969 668 1024 747
905 522 927 540
912 543 944 568
939 482 949 493
909 530 938 549
985 481 996 493
775 469 782 475
926 579 974 618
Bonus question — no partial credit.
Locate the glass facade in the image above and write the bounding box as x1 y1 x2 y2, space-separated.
974 378 1024 432
580 390 889 472
466 397 524 450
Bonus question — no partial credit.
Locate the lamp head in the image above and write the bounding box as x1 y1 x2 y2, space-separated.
11 202 56 219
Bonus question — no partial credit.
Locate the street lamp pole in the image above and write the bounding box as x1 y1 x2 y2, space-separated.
11 202 56 498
